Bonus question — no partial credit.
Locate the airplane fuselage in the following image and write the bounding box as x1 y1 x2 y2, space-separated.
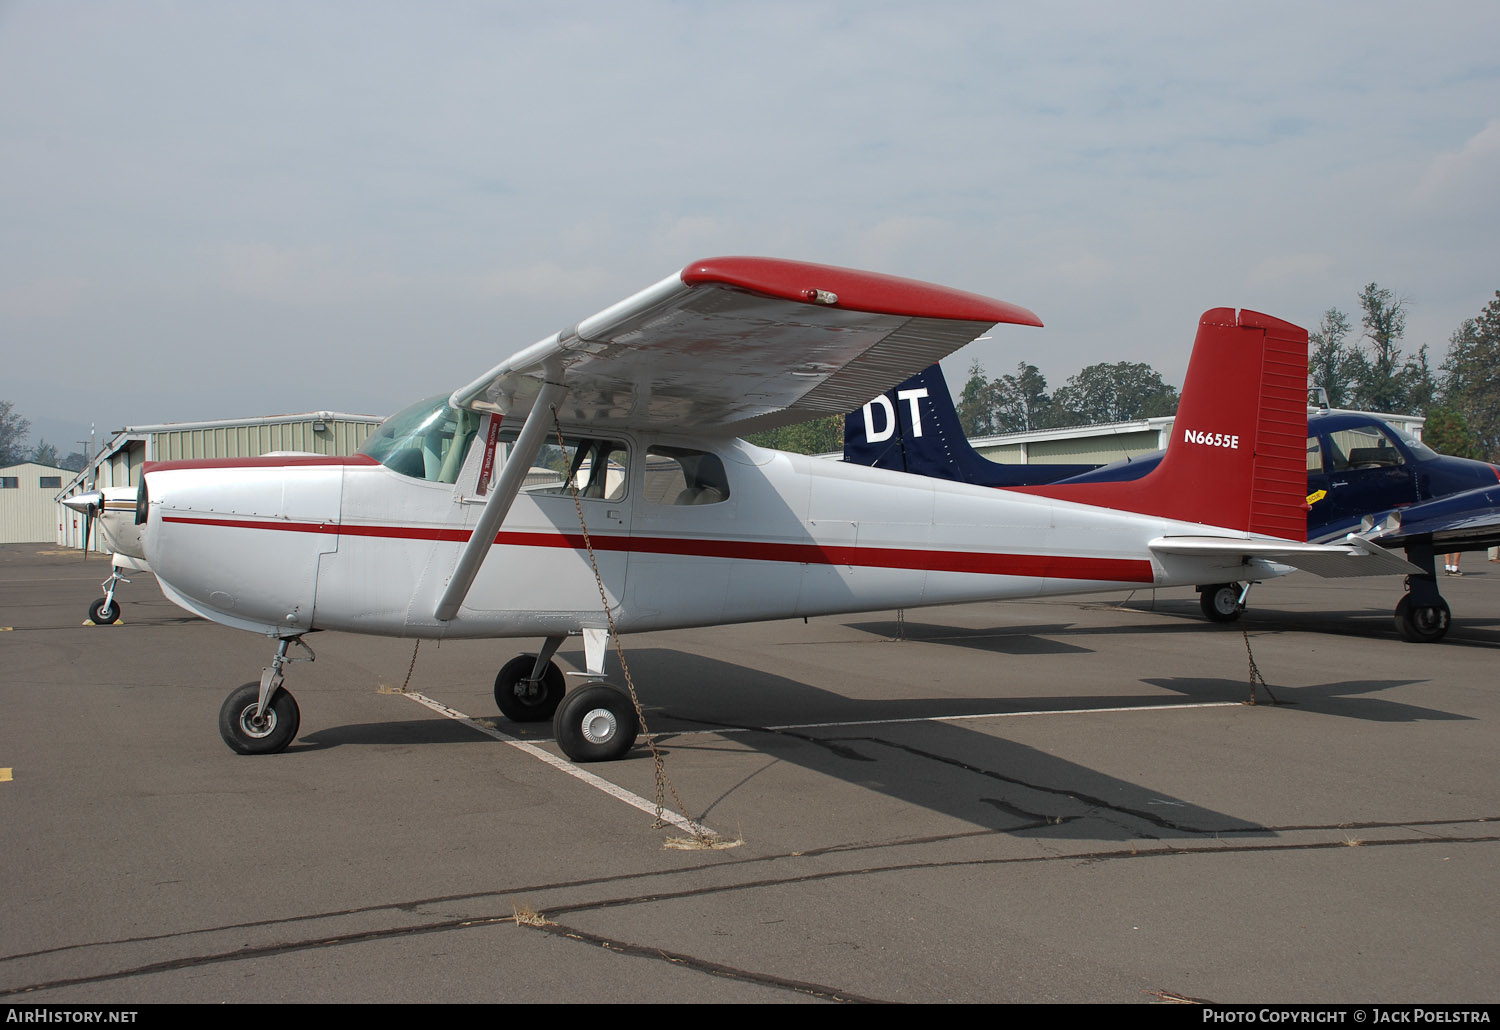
142 413 1263 642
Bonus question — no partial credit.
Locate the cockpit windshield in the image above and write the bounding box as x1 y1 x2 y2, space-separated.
359 394 482 484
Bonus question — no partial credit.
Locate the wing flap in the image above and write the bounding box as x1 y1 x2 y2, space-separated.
450 257 1041 435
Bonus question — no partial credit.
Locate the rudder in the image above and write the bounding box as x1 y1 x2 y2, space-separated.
1014 308 1309 538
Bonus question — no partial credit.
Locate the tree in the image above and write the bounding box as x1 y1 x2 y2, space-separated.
31 440 60 468
1051 362 1179 425
991 362 1055 433
745 413 843 454
1308 308 1356 407
955 360 999 437
61 451 89 473
1421 406 1484 460
0 401 31 467
1349 283 1435 413
1439 291 1500 461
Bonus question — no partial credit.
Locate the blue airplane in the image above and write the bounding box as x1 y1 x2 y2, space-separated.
845 364 1500 642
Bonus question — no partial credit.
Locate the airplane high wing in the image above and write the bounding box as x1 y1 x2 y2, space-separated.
136 257 1414 762
449 256 1042 435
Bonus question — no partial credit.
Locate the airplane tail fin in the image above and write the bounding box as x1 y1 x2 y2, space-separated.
1015 309 1309 538
843 364 1097 486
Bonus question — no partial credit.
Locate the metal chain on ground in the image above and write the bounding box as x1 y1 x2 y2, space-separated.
1240 620 1279 706
550 408 709 842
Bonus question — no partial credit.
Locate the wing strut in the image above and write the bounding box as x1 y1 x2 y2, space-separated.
434 367 567 622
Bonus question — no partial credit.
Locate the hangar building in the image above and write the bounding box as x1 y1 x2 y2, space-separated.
56 410 384 551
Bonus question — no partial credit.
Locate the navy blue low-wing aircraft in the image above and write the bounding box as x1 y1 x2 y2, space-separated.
845 364 1500 642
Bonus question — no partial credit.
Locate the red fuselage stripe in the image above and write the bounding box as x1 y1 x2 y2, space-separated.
159 514 1154 582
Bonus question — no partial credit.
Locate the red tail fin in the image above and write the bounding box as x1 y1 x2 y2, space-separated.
1016 308 1309 538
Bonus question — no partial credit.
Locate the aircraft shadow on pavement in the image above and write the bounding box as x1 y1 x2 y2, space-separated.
1140 677 1470 724
607 648 1274 842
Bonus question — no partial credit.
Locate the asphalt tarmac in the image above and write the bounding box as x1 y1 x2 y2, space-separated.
2 544 1497 1004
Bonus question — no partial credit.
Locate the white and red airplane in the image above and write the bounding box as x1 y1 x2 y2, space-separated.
137 257 1414 762
62 486 150 625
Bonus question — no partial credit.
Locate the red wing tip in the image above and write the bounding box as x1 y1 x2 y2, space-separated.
680 256 1043 327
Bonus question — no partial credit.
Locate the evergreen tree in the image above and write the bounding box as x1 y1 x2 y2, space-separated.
0 401 30 467
1308 308 1356 407
1439 291 1500 461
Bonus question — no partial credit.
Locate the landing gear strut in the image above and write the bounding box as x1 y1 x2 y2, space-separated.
218 636 314 754
1396 545 1451 643
88 566 130 625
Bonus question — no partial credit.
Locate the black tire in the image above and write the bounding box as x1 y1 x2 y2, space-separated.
553 683 639 763
494 654 566 722
1395 595 1450 643
89 597 120 625
218 681 300 755
1199 583 1242 623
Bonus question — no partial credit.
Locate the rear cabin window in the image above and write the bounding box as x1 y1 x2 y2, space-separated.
642 447 729 506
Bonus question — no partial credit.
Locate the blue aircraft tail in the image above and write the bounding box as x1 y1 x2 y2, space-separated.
842 364 1099 486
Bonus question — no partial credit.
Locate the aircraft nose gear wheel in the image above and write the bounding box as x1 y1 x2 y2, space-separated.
218 681 301 755
494 654 566 722
1199 582 1243 623
554 683 639 763
1395 595 1450 643
88 597 120 625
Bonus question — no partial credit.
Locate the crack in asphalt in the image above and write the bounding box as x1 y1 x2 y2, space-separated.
3 825 1495 1000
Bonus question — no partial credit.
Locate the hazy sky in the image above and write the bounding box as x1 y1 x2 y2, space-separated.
3 1 1497 453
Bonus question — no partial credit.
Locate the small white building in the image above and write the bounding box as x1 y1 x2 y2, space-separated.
1 461 74 543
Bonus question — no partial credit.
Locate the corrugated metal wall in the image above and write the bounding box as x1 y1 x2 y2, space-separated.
2 463 72 543
149 418 376 463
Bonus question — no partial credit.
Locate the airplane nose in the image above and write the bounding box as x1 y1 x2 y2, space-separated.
62 491 105 515
142 459 343 636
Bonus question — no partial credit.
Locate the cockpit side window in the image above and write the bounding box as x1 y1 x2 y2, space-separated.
516 435 629 500
643 446 730 505
359 395 483 484
1327 425 1405 470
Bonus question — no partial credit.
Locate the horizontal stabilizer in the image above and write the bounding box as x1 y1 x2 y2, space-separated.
1149 535 1421 578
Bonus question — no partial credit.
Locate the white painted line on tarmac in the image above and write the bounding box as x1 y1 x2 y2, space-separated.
680 700 1243 737
398 691 713 838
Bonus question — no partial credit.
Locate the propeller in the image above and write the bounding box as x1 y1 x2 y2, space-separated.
61 491 106 561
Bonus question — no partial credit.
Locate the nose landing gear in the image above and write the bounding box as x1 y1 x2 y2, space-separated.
218 636 315 754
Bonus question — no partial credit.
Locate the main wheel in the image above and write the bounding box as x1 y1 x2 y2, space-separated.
218 682 301 755
553 683 639 763
89 597 120 625
1395 595 1450 643
494 654 566 722
1199 583 1242 623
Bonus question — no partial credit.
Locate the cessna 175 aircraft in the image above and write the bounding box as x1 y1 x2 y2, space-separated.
846 364 1500 640
61 486 149 625
137 257 1415 762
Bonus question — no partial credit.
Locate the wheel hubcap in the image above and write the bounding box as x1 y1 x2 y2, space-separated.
580 708 617 744
238 704 276 738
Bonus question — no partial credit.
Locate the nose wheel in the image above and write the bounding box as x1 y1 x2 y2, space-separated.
89 596 121 625
217 636 313 754
219 681 301 754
